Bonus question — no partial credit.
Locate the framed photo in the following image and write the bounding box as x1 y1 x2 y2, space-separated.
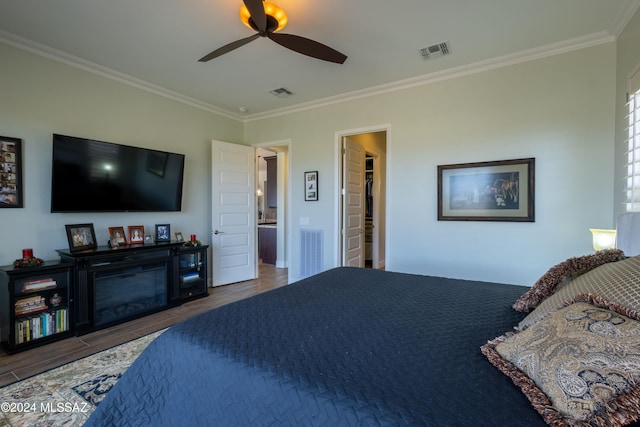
65 223 97 252
128 225 145 244
155 224 171 242
108 226 127 246
437 158 535 222
175 232 184 242
0 136 23 208
144 234 153 244
304 171 318 201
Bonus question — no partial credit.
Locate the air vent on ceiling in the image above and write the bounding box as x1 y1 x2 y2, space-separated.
269 87 294 98
420 41 451 60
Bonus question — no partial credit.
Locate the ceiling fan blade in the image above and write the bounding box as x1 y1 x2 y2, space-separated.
242 0 266 33
268 33 347 64
199 34 261 62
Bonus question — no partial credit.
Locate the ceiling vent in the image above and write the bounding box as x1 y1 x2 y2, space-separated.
269 87 294 98
420 41 451 60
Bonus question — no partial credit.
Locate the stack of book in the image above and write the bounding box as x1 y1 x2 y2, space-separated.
15 295 47 315
14 279 69 344
22 277 57 293
14 308 68 344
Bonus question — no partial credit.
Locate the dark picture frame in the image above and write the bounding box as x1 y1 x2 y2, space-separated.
0 136 23 208
65 223 98 252
304 171 318 201
437 158 535 222
155 224 171 242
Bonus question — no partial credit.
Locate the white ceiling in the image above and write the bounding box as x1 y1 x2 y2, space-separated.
1 0 638 121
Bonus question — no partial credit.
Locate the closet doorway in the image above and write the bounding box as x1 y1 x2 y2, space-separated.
338 129 387 269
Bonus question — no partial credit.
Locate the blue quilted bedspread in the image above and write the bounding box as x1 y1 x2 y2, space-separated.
86 267 547 426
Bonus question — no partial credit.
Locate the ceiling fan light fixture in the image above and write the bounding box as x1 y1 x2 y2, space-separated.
240 2 288 33
199 1 345 64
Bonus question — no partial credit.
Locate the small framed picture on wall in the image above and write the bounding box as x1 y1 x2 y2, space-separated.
304 171 318 201
0 136 23 208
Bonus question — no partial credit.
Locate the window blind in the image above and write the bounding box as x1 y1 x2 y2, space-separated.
626 85 640 211
631 68 640 95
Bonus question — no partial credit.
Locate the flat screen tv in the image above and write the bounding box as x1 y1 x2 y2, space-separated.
51 134 185 212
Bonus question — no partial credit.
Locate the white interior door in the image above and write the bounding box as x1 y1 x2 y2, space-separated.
342 137 365 267
211 140 256 286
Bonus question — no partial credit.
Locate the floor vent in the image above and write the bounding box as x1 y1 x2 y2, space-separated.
300 229 323 278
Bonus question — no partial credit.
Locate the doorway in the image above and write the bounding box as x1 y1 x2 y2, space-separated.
338 129 387 269
256 143 290 271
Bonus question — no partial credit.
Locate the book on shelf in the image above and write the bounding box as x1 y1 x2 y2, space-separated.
15 294 42 305
15 295 47 315
22 277 57 292
14 308 68 343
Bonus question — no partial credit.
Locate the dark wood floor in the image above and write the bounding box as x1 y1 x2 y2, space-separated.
0 264 288 387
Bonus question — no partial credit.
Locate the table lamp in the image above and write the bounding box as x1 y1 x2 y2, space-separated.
589 228 617 251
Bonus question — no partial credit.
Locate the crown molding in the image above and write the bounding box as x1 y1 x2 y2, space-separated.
244 31 615 122
608 0 640 38
0 29 244 122
0 28 617 124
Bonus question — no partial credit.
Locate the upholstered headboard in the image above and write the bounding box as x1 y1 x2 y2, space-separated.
617 212 640 256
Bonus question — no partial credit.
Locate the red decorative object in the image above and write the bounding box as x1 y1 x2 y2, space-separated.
190 234 196 242
14 256 45 268
22 248 33 258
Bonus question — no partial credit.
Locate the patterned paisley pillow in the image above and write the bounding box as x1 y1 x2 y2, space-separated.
482 299 640 426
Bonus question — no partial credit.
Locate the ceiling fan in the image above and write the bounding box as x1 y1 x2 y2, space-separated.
199 0 347 64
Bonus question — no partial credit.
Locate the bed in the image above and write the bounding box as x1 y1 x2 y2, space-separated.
86 255 640 427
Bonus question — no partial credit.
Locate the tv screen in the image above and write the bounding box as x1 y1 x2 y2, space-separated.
51 134 185 212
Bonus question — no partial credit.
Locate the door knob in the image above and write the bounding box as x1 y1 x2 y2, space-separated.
213 230 224 235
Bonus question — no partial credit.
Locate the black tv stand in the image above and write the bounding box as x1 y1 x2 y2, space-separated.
56 242 208 335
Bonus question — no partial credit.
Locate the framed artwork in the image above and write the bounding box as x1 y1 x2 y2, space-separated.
175 232 184 242
128 225 145 244
65 223 97 252
155 224 171 242
108 226 127 246
0 136 23 208
144 234 153 244
437 158 535 222
304 171 318 201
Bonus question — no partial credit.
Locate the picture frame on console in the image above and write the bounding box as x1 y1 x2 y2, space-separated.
155 224 170 242
0 135 23 208
108 226 127 246
65 223 97 252
128 225 145 244
175 232 184 242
